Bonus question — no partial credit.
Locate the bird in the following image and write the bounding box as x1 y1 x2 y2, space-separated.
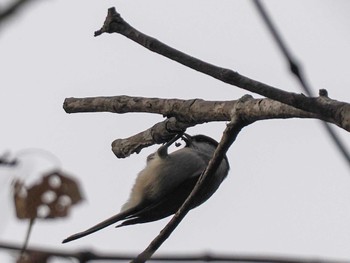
62 133 229 243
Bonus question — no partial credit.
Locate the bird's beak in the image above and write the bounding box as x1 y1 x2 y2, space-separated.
182 133 193 146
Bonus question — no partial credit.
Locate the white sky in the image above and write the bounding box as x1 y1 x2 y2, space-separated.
1 0 350 262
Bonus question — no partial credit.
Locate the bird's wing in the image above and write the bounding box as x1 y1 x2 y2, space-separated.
117 174 202 227
120 157 229 227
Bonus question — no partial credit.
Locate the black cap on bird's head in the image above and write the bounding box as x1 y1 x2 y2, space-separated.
182 133 229 168
182 133 219 148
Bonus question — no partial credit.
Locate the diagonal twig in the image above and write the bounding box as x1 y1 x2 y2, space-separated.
131 108 251 263
0 0 37 28
252 0 350 168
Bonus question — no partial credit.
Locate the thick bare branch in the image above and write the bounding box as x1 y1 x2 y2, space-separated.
64 96 228 123
94 7 350 132
64 95 337 126
64 94 345 158
111 117 190 158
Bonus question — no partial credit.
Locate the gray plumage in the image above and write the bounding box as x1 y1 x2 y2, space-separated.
62 134 229 243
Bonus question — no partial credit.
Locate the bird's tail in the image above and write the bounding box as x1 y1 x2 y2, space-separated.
62 206 138 243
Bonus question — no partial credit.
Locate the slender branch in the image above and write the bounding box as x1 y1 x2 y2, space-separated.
251 0 309 94
132 110 250 263
19 218 35 259
94 7 350 132
252 0 350 168
0 242 347 263
0 0 37 27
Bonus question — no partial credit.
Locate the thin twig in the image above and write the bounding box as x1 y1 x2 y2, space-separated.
252 0 350 168
94 8 350 133
0 242 348 263
19 217 35 260
0 0 37 28
132 112 250 263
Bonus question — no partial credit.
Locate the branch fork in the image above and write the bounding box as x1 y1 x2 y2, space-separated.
62 6 350 262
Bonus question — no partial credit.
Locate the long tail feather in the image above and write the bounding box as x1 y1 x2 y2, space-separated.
62 207 138 243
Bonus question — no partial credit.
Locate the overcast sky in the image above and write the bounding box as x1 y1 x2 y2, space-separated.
1 0 350 262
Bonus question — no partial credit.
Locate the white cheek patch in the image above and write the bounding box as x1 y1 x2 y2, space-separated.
120 155 163 212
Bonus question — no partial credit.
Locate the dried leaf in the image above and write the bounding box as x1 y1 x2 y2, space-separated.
17 251 49 263
13 170 83 219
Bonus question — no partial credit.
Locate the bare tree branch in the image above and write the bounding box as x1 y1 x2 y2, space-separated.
132 106 251 263
1 242 348 263
93 7 350 132
64 95 335 124
111 117 190 158
61 6 350 260
252 0 350 168
64 94 346 157
0 0 37 28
